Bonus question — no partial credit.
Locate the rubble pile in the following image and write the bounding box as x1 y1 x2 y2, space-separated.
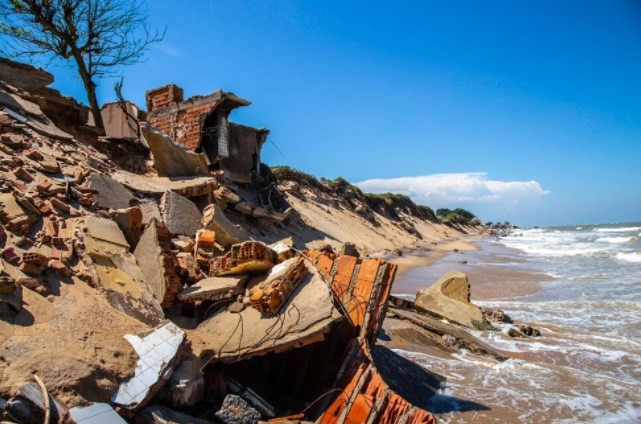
0 57 437 423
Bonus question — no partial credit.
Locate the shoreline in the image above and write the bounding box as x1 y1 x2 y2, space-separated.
386 234 483 279
390 236 553 302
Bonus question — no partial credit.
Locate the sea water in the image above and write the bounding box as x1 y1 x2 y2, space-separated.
393 223 641 423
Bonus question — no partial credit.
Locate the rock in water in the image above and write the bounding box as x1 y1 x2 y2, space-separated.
414 270 490 330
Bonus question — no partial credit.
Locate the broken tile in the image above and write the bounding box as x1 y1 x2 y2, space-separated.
69 403 126 424
111 321 186 411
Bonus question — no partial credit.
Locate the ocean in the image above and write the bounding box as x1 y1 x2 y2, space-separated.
392 222 641 423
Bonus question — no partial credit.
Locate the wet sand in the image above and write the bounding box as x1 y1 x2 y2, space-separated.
392 238 552 301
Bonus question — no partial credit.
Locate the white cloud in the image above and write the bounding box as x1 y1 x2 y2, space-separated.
356 172 549 220
154 42 181 58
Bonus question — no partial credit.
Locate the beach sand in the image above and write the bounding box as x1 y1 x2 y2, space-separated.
392 238 551 300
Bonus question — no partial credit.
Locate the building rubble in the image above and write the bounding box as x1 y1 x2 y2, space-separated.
0 57 436 423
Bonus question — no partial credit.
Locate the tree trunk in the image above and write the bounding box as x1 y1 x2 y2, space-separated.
72 53 104 133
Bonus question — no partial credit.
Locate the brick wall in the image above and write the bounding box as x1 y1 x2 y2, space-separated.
147 103 218 151
145 84 184 113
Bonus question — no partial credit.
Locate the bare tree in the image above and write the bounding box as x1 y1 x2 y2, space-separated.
0 0 164 131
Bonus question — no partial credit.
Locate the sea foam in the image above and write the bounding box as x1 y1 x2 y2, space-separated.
616 251 641 263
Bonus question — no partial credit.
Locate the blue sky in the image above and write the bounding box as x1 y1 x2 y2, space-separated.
31 1 641 226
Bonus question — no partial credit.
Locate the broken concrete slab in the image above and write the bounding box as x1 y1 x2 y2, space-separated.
111 206 143 247
201 204 250 248
0 57 54 91
215 394 261 424
112 170 216 198
111 321 186 412
77 217 164 325
178 274 249 302
85 215 130 248
101 101 139 140
414 270 488 330
87 174 134 210
385 306 506 361
190 263 341 361
160 191 202 237
139 201 162 226
142 123 209 177
134 220 180 307
70 402 127 424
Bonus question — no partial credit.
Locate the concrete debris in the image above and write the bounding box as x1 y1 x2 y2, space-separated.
211 241 275 276
101 101 140 140
201 204 250 248
414 270 490 330
142 123 209 177
87 173 134 210
215 394 261 424
112 170 217 198
190 262 341 361
0 58 437 424
70 402 127 424
85 215 130 250
134 219 181 307
178 274 248 302
111 206 144 247
226 378 276 418
78 216 164 325
248 256 308 314
0 57 54 91
5 382 68 424
112 321 186 412
161 353 205 408
137 405 214 424
0 264 21 316
160 190 202 237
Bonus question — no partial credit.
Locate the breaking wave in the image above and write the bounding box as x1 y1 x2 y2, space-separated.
596 236 636 244
616 252 641 263
594 226 641 233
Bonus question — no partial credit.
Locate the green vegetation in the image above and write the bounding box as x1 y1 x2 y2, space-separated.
270 166 438 222
436 208 477 225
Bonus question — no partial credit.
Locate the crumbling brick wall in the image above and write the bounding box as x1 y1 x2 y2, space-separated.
146 84 183 112
146 86 221 151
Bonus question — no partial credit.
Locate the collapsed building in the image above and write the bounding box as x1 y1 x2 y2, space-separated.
0 57 438 423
